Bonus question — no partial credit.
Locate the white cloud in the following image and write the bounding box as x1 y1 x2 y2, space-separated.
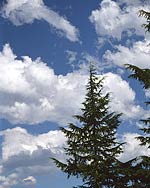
119 133 150 162
103 40 150 69
0 127 150 187
89 0 150 39
117 0 148 6
145 88 150 98
0 173 19 188
0 43 87 125
22 176 36 186
104 72 144 119
1 0 79 42
1 174 36 188
0 127 66 161
0 127 66 188
0 44 144 124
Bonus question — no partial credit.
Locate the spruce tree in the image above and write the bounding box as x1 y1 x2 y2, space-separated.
139 10 150 32
52 66 124 188
125 64 150 187
126 64 150 148
122 9 150 187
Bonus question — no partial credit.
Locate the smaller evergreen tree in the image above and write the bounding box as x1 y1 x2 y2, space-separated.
52 66 124 188
124 9 150 184
139 10 150 32
125 64 150 187
125 64 150 148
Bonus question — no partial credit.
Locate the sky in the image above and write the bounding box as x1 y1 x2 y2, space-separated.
0 0 150 187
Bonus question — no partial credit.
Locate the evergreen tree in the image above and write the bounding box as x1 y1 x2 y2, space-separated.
126 64 150 148
125 7 150 148
122 9 150 187
127 65 150 145
139 10 150 32
52 66 124 188
125 64 150 187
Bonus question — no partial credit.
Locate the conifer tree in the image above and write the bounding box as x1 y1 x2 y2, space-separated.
125 65 150 187
124 10 150 185
123 10 150 187
139 10 150 32
126 64 150 148
122 7 150 188
125 8 150 149
52 66 124 188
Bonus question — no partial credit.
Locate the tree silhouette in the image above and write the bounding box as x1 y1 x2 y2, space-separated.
123 9 150 187
52 66 124 188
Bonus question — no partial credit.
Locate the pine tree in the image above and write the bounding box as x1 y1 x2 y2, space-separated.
52 66 124 188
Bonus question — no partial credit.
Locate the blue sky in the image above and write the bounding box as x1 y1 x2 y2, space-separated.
0 0 150 187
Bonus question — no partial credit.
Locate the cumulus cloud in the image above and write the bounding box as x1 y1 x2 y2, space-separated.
103 72 144 119
0 127 66 161
0 128 149 187
0 173 19 188
89 0 150 39
0 127 66 188
1 0 79 42
103 40 150 69
0 43 88 125
119 133 150 162
0 44 145 124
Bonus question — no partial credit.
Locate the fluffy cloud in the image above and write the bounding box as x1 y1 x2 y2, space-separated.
0 128 149 187
119 133 150 162
103 40 150 69
0 173 19 188
1 0 79 42
0 127 66 188
89 0 150 39
0 43 88 124
0 127 65 161
0 44 144 124
103 72 143 119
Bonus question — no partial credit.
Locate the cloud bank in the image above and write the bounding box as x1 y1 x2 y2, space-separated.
0 127 149 188
0 127 66 188
0 43 88 124
1 0 79 42
0 44 144 124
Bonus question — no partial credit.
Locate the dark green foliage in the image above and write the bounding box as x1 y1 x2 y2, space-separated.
139 10 150 32
125 64 150 89
125 45 150 186
138 118 150 148
121 156 150 187
137 9 150 151
125 64 150 148
52 66 124 188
